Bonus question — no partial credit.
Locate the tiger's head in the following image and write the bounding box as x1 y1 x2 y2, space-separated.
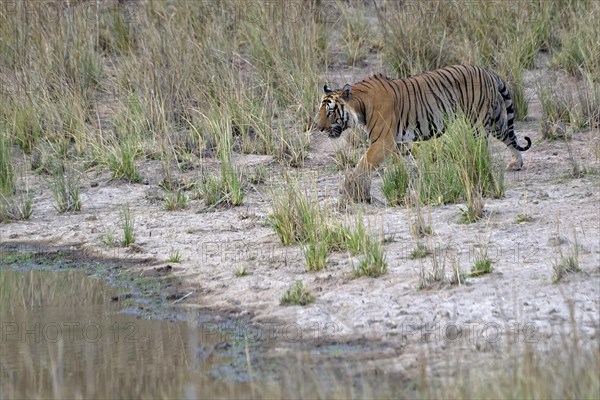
316 84 355 138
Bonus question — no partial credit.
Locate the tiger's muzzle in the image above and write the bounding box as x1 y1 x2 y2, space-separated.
328 124 343 138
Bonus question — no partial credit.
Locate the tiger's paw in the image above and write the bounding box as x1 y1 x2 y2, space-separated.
506 158 523 171
339 171 372 203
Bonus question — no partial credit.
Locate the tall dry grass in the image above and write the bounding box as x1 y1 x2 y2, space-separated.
0 1 327 179
1 1 598 182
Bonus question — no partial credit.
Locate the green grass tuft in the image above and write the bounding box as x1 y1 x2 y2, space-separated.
381 157 411 207
302 236 329 272
353 239 388 278
49 161 82 213
234 264 249 277
552 230 581 283
121 203 135 247
199 158 245 208
382 114 504 216
167 250 181 264
470 256 493 277
410 243 431 260
281 281 314 306
164 189 188 211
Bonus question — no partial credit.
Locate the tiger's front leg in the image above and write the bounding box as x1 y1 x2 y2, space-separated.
339 138 395 203
340 169 372 203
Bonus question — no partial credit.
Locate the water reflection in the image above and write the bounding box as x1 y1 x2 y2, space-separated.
0 270 264 399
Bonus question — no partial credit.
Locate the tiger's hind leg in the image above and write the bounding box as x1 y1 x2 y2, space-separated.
497 122 525 170
506 147 524 171
490 107 524 171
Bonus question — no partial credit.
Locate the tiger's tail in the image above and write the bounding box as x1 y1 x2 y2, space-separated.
496 75 531 152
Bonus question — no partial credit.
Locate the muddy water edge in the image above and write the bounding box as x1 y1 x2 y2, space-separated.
0 243 409 398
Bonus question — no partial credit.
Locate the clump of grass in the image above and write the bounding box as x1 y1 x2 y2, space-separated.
504 64 528 122
353 239 388 278
417 248 447 290
323 221 352 252
0 130 14 194
470 256 493 277
516 191 532 224
457 189 485 224
49 160 82 213
102 232 117 247
565 139 591 179
167 250 181 263
469 243 494 277
409 198 434 238
345 215 369 256
444 118 501 222
164 189 187 211
333 143 362 171
552 255 581 283
302 235 329 272
245 165 269 185
121 203 135 247
0 190 33 222
199 175 220 206
577 73 600 130
382 114 503 218
234 264 249 277
334 215 389 279
552 230 581 283
269 178 325 246
516 213 532 223
417 243 466 289
199 157 245 208
269 181 387 273
381 157 411 207
0 131 32 222
538 85 577 139
409 208 434 237
412 222 433 237
410 243 431 260
276 130 310 168
6 101 43 155
281 281 314 306
269 178 337 271
107 140 143 183
448 261 466 286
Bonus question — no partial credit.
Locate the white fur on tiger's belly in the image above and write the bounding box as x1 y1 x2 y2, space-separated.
397 127 416 144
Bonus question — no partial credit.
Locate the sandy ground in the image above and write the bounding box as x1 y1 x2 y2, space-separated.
2 68 599 379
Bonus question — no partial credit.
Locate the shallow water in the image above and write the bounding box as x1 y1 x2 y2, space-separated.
0 270 269 399
0 267 410 399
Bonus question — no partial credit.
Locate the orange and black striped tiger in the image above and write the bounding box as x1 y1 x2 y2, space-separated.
316 64 531 201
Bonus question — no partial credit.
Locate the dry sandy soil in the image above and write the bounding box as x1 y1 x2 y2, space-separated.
2 64 599 379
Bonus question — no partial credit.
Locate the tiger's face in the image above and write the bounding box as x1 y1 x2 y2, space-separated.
316 85 352 138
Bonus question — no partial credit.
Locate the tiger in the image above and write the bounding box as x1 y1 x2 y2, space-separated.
315 64 532 202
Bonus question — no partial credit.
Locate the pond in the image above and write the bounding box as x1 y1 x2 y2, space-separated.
0 268 404 398
0 269 280 399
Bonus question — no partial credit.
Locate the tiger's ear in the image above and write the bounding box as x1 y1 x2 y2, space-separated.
342 84 351 100
323 85 333 93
